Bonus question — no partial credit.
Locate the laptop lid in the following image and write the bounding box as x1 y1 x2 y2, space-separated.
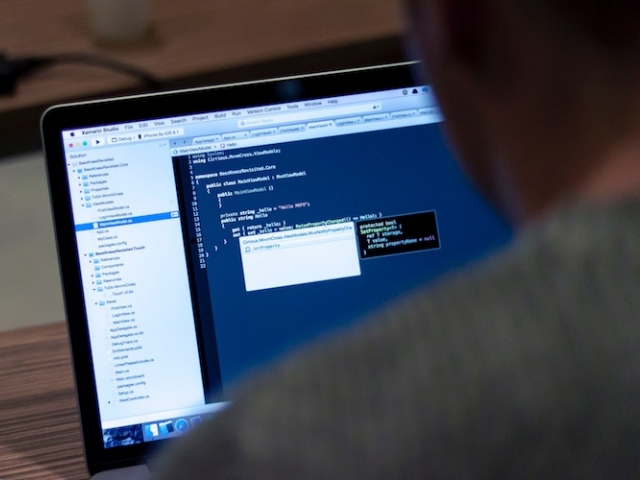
41 62 511 476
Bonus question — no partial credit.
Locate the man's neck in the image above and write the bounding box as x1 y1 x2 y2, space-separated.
579 138 640 203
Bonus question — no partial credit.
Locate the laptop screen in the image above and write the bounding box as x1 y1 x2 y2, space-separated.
48 64 510 460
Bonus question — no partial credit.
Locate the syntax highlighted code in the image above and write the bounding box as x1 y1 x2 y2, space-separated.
356 211 440 259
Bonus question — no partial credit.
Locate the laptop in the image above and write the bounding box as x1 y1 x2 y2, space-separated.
41 62 510 478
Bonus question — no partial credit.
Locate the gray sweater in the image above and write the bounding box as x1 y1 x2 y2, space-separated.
155 199 640 479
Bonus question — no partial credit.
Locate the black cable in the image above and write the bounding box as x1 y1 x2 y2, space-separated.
0 53 41 94
0 52 162 95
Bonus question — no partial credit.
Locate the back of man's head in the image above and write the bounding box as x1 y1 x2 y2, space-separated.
546 0 640 51
406 0 640 223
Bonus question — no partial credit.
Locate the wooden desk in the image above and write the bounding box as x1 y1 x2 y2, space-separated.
0 323 88 479
0 0 405 155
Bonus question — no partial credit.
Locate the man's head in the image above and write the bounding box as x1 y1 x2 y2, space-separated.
405 0 640 224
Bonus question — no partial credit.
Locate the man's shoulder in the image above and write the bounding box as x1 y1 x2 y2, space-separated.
155 199 640 479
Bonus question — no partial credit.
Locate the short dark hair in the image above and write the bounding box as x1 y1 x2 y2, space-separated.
548 0 640 50
404 0 640 50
